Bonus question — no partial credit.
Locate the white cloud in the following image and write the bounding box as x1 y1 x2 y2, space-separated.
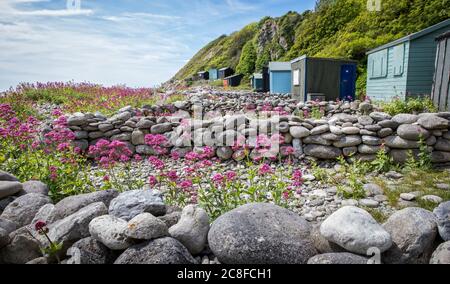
14 8 93 16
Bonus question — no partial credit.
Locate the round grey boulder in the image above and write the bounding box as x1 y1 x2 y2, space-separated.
208 203 317 264
66 237 116 264
418 115 449 130
433 201 450 241
169 205 209 255
383 207 438 264
307 253 370 264
89 215 132 250
1 193 51 227
289 126 310 138
320 206 392 255
114 237 196 264
126 213 168 240
108 190 166 221
392 114 418 125
216 146 233 161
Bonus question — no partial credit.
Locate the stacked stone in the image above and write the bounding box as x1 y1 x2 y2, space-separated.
65 96 450 165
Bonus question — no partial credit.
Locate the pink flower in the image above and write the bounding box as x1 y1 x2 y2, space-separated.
185 151 200 161
179 180 193 189
34 220 47 231
134 154 142 161
103 175 110 182
148 156 165 170
291 169 304 187
212 173 224 184
171 151 180 161
258 163 273 175
167 170 178 182
148 175 158 187
282 191 290 200
225 171 237 181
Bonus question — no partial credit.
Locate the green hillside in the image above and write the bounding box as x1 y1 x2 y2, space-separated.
173 0 450 96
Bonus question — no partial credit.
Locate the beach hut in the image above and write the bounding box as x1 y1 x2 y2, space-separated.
268 62 292 94
251 73 263 91
291 56 357 102
197 71 209 80
209 68 219 81
431 31 450 111
223 74 243 88
218 67 233 79
366 19 450 101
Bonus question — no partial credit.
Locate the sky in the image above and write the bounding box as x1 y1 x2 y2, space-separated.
0 0 316 91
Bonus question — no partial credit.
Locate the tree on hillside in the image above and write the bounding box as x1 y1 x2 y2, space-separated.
236 40 257 77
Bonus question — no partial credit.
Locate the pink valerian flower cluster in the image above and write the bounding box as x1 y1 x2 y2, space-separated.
0 107 40 149
148 156 165 170
289 169 304 195
258 163 273 175
185 146 215 163
89 139 133 167
145 134 169 155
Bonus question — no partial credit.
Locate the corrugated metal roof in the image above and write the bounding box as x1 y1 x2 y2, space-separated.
366 19 450 54
269 62 291 71
219 67 231 71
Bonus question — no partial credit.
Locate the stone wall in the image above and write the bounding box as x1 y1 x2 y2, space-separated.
62 95 450 165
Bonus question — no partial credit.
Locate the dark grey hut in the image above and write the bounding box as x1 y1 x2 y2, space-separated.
224 74 243 87
291 56 357 102
431 31 450 111
197 71 209 80
218 67 233 79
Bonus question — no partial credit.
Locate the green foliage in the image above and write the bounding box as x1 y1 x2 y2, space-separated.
378 97 437 116
236 40 257 76
371 148 395 173
404 139 433 172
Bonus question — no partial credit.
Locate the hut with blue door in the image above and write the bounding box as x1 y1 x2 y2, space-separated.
208 68 219 81
366 19 450 101
290 56 357 102
268 62 292 94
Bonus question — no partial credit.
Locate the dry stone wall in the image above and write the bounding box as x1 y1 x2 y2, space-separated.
61 93 450 165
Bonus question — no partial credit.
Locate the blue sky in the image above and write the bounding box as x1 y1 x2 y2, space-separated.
0 0 316 90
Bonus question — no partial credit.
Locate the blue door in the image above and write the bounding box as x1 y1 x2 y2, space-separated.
340 64 356 101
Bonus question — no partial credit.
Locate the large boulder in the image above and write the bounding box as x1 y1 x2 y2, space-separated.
53 190 119 221
114 237 196 264
89 215 132 250
168 205 209 255
433 201 450 241
66 237 116 264
384 136 419 149
0 181 22 199
1 193 51 227
320 206 392 255
208 203 317 264
392 114 418 125
304 145 342 160
396 124 430 141
430 241 450 264
383 207 438 264
41 202 108 252
108 190 166 221
126 213 168 240
417 115 449 130
307 253 370 264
